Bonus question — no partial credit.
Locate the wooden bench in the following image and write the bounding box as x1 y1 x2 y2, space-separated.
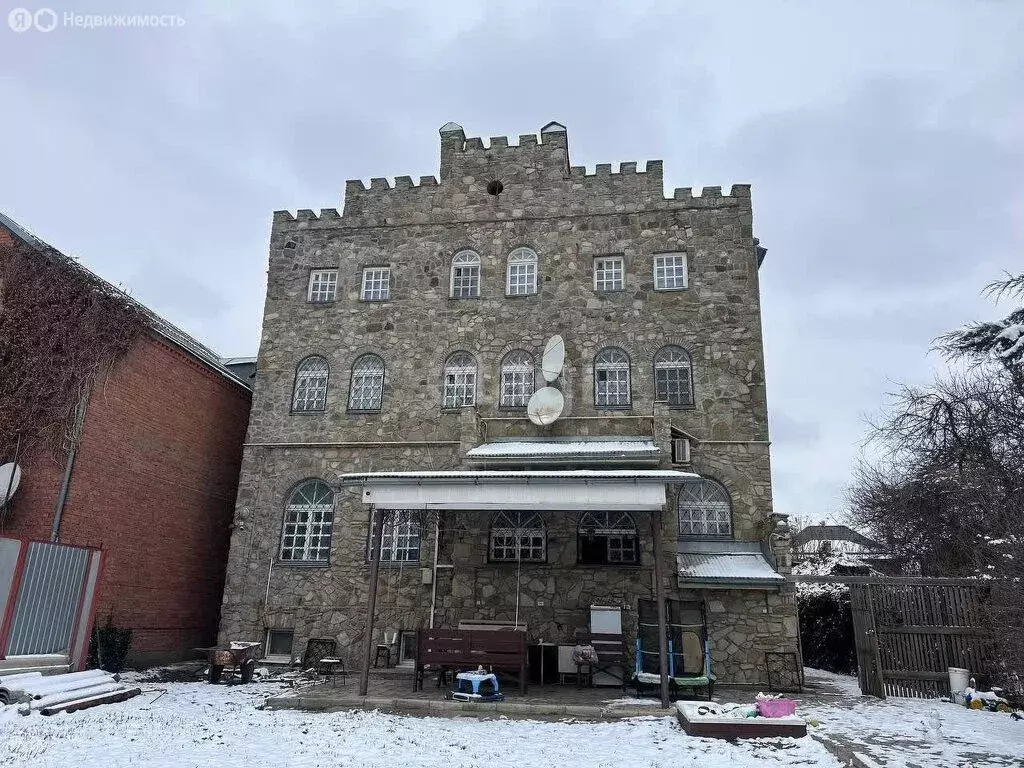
414 629 527 693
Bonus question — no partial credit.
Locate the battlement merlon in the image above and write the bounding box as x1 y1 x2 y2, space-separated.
282 123 754 225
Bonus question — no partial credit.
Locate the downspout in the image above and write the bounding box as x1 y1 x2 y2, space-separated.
428 513 440 628
51 392 89 543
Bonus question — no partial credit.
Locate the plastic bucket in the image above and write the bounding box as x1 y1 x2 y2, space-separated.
756 699 796 718
948 667 970 703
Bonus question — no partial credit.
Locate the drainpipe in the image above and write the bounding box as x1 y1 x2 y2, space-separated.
51 392 89 543
429 514 440 628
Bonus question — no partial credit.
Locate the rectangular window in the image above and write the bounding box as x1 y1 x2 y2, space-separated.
265 628 294 661
594 256 624 292
280 505 333 562
579 534 639 565
500 369 533 407
451 265 480 298
443 370 476 408
361 267 391 302
653 253 687 291
507 262 537 296
490 529 545 562
370 510 421 563
655 367 693 407
308 269 338 302
596 369 630 407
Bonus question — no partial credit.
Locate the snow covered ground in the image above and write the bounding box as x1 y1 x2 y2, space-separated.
0 678 840 768
801 668 1024 767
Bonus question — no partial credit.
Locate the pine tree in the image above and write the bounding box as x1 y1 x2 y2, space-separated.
938 273 1024 366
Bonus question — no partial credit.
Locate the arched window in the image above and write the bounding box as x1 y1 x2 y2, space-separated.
292 356 329 412
506 247 538 296
500 350 535 407
677 479 732 537
280 480 334 562
578 511 639 564
594 347 631 407
654 346 694 407
450 250 481 298
442 352 477 408
489 511 546 562
348 354 385 411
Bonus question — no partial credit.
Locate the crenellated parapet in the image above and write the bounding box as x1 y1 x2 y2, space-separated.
275 122 752 231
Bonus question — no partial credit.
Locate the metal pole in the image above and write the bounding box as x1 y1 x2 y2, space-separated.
651 507 671 708
358 507 387 696
52 393 89 543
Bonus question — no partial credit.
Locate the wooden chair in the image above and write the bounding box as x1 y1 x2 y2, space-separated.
577 633 628 689
301 637 340 684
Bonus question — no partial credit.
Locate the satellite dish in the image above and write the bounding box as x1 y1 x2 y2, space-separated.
0 463 22 504
527 387 564 426
541 335 565 383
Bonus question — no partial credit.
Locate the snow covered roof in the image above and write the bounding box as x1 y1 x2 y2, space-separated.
677 548 784 589
793 525 881 551
340 469 697 483
466 439 661 465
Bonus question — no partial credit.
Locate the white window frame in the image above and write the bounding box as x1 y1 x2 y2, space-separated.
361 267 391 302
450 250 481 298
489 511 546 562
594 347 631 407
578 511 639 564
500 350 535 408
442 352 477 408
677 479 732 537
279 480 334 562
264 628 295 663
370 509 422 563
506 247 538 296
308 269 338 302
653 252 687 291
594 256 624 292
348 354 385 411
654 346 694 407
292 356 329 412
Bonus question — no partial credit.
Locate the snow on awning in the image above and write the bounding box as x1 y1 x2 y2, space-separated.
340 469 698 511
465 438 661 465
677 544 785 590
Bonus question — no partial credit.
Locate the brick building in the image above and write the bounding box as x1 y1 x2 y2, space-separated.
0 214 252 665
218 122 799 687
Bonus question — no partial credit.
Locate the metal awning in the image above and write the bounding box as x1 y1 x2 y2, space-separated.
465 438 661 466
677 541 785 589
340 469 699 511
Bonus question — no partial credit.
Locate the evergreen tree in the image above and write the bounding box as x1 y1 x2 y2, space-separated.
938 273 1024 366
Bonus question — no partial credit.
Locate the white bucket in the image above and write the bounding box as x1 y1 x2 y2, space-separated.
948 667 970 703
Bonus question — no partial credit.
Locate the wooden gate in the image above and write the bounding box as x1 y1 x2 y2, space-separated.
799 576 994 699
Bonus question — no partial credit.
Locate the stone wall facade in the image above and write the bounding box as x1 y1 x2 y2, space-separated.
219 122 799 685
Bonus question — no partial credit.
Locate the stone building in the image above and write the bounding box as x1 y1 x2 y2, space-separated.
218 121 799 686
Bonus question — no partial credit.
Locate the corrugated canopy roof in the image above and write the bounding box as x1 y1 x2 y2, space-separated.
677 548 785 589
466 438 660 464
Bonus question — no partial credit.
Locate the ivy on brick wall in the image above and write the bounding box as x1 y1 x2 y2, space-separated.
0 239 145 463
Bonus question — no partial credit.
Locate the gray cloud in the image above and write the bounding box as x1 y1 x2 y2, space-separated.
1 0 1021 518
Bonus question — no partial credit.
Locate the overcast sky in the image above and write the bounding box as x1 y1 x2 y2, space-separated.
2 0 1021 520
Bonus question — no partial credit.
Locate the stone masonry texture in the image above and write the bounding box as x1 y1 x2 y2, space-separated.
218 122 799 686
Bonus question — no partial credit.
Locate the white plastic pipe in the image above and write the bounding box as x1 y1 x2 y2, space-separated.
27 682 124 711
0 671 43 686
26 674 116 699
20 669 111 693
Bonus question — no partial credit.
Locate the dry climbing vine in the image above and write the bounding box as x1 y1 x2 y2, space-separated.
0 239 145 463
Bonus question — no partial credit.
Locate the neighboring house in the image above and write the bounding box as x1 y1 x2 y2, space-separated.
0 214 252 667
218 122 799 686
792 524 894 573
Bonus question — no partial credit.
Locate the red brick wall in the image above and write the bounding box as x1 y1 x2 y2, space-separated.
3 332 251 663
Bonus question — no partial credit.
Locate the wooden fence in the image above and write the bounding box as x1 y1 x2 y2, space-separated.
795 576 995 699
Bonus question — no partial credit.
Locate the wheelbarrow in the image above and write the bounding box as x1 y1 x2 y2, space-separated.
197 641 261 684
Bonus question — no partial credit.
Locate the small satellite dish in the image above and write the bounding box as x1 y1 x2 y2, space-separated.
527 387 564 426
541 335 565 383
0 463 22 504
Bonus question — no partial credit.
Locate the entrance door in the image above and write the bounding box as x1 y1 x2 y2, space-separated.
850 584 885 698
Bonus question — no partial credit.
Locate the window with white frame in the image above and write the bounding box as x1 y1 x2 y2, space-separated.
370 509 421 563
490 511 546 562
677 479 732 537
594 256 624 292
308 269 338 302
292 356 329 412
500 350 535 407
264 628 294 661
442 352 477 408
450 250 481 298
653 253 687 290
594 347 631 407
506 247 538 296
361 267 391 301
653 345 694 407
578 511 639 565
348 353 385 411
280 480 334 562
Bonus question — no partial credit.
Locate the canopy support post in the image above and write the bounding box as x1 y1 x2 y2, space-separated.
651 506 671 708
359 507 387 696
